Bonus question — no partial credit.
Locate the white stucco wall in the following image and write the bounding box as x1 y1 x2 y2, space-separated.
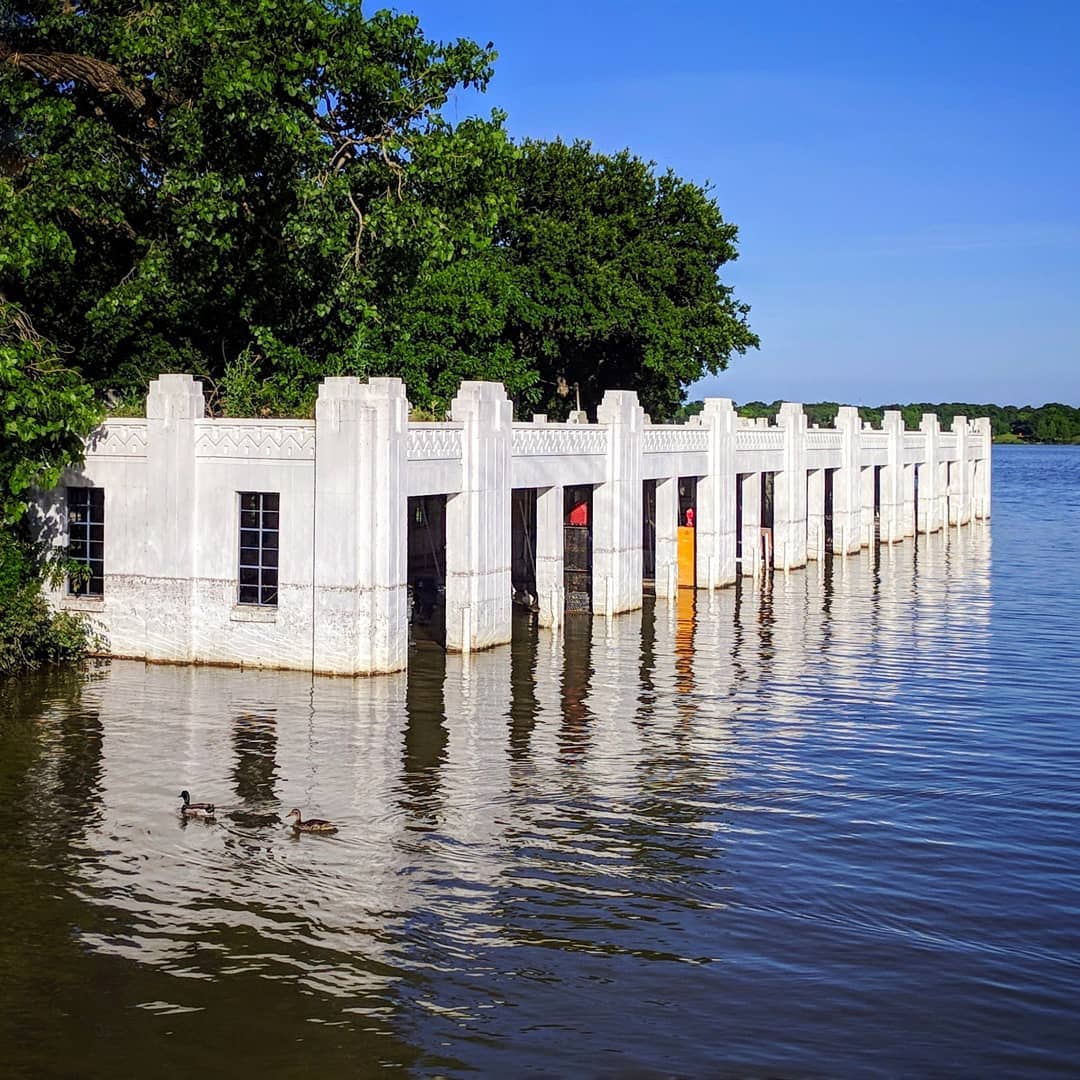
39 375 991 676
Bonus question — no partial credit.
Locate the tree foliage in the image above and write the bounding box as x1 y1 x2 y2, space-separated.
2 0 515 413
502 139 757 419
370 138 759 418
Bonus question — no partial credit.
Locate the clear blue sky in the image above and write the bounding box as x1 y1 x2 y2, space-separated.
398 0 1079 407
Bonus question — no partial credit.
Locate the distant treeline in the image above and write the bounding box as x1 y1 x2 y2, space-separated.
676 400 1080 444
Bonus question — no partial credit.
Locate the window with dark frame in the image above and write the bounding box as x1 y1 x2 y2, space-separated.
67 486 104 596
238 492 279 606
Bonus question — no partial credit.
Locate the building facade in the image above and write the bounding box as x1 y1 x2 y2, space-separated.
35 374 992 675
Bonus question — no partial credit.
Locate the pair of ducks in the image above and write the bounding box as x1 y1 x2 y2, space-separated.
178 791 338 833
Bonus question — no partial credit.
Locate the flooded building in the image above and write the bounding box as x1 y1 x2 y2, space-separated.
34 374 991 675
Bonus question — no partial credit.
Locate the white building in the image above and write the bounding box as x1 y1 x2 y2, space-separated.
35 374 991 676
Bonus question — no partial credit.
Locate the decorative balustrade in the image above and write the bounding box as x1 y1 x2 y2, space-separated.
407 423 463 461
807 430 842 450
86 420 149 458
194 420 315 459
512 423 608 457
735 427 785 452
643 425 709 455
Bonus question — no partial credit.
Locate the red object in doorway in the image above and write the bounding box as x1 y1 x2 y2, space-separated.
568 501 589 526
685 507 695 528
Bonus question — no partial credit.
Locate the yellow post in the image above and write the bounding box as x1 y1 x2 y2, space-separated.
677 525 696 589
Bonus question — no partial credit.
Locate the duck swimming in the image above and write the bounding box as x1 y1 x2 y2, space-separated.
286 808 337 834
179 790 216 819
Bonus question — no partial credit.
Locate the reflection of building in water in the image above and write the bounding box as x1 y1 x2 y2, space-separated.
508 616 540 759
559 614 595 760
39 521 992 1025
231 709 278 808
675 588 696 699
401 644 448 828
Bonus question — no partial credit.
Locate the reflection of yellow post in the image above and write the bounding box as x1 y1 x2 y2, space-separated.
677 525 696 589
675 581 695 695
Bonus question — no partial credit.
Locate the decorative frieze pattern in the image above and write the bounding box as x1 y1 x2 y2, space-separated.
807 430 842 450
735 428 784 452
643 425 709 454
86 421 149 457
194 421 315 459
512 424 608 457
408 423 463 461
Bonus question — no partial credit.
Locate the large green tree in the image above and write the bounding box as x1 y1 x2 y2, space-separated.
503 139 757 419
1 0 514 413
369 138 759 419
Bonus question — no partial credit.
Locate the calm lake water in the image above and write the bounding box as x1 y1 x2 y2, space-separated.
2 445 1078 1078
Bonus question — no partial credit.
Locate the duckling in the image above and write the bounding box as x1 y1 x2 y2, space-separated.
179 790 216 820
286 808 338 834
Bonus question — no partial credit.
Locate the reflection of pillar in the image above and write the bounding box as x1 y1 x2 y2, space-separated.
442 648 512 865
535 485 564 628
918 413 941 533
740 472 761 577
145 374 203 662
696 398 738 588
833 406 863 555
314 377 408 674
654 476 679 600
446 382 513 652
774 402 808 571
585 611 645 786
880 411 905 543
807 469 825 560
593 390 645 616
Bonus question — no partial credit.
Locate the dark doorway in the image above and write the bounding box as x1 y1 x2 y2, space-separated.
824 469 835 554
407 494 446 644
642 479 657 585
564 485 593 614
735 474 744 566
511 488 538 615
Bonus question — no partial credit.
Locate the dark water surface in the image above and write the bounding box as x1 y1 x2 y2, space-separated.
2 446 1078 1078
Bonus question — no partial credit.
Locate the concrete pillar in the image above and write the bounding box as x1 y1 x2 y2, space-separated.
654 476 680 600
593 389 645 616
739 472 761 577
535 484 564 629
879 411 905 543
313 376 408 674
951 416 971 525
833 406 863 555
774 403 808 571
145 374 204 661
806 469 826 560
901 463 916 536
695 397 738 588
446 381 513 652
918 413 942 533
973 417 992 519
